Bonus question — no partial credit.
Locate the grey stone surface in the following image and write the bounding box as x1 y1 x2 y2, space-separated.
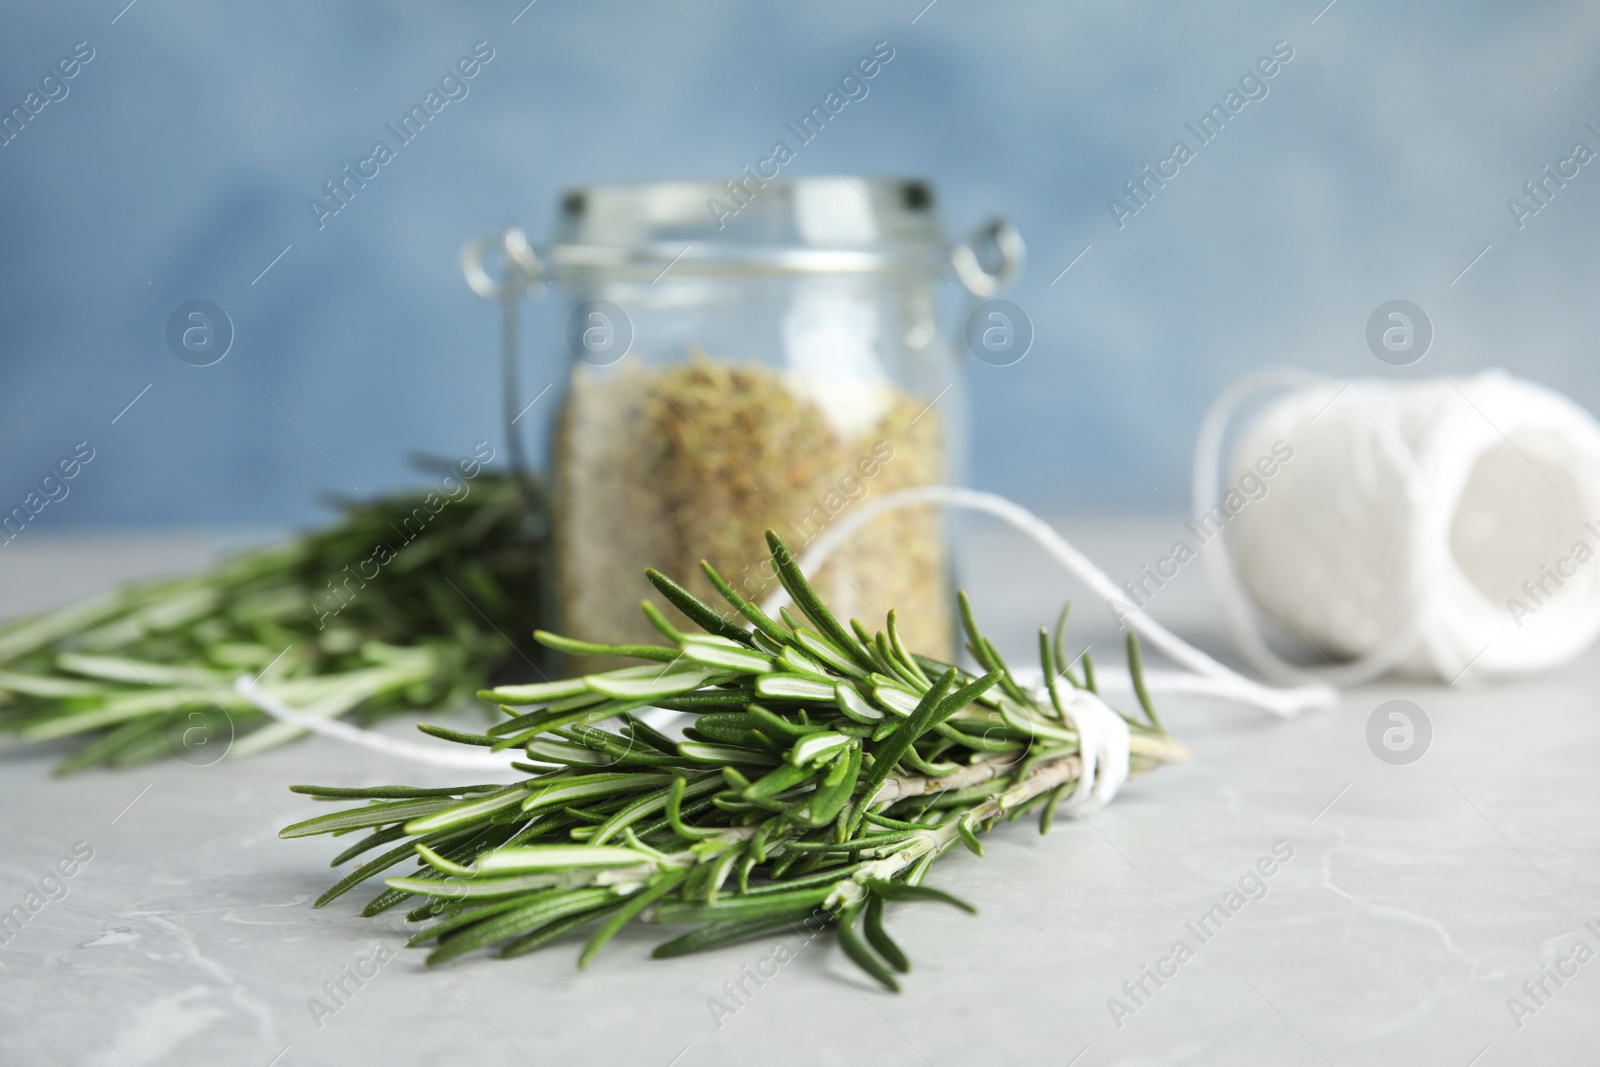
1 523 1596 1066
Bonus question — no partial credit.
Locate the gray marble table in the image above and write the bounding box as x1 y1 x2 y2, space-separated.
1 521 1596 1066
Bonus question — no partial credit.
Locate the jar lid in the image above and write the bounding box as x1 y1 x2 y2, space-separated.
544 176 952 278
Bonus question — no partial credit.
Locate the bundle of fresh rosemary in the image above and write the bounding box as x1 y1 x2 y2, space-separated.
281 531 1186 989
0 465 547 773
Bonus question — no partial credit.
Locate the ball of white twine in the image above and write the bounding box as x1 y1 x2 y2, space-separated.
1200 369 1600 684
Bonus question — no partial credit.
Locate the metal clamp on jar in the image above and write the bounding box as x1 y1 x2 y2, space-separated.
463 176 1021 670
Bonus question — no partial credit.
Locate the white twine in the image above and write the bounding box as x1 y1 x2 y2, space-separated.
1198 370 1600 683
1052 684 1129 812
232 675 522 771
760 485 1336 717
239 475 1367 774
232 369 1600 797
753 484 1346 811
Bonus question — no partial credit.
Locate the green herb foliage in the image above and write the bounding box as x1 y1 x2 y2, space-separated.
281 531 1187 990
0 468 547 772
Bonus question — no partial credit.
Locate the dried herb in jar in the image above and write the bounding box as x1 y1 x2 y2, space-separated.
555 355 951 672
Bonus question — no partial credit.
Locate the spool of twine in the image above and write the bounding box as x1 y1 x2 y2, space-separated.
1203 370 1600 683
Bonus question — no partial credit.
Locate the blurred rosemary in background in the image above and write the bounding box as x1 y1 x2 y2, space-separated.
0 463 548 773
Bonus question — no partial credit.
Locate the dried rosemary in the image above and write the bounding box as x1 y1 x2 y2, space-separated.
555 355 951 672
281 531 1187 990
0 465 548 773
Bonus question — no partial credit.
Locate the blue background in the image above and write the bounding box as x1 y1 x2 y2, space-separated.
2 0 1596 530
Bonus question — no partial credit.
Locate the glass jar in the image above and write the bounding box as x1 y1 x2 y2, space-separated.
464 176 1021 671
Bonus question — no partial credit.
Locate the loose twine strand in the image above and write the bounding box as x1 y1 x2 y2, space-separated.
235 484 1340 772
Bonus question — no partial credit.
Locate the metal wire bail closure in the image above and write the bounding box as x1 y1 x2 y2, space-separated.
951 217 1025 298
461 228 547 483
461 227 545 300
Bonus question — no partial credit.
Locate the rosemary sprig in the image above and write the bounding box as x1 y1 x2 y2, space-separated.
281 532 1187 989
0 469 547 772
